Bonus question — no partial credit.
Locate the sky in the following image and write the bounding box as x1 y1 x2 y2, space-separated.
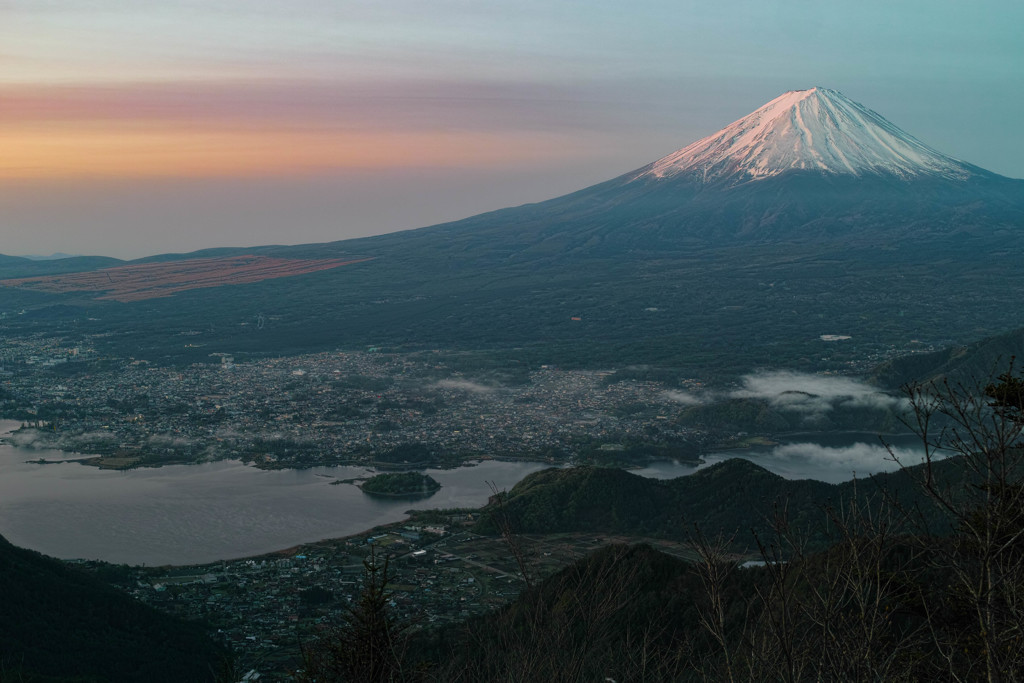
1 0 1021 259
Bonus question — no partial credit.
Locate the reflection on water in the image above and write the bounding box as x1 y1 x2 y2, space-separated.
617 433 926 484
631 460 701 479
0 418 926 565
700 432 926 484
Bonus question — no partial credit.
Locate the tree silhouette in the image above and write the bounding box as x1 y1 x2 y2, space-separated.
295 545 406 682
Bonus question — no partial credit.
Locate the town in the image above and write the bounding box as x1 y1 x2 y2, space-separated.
0 335 714 469
76 512 703 680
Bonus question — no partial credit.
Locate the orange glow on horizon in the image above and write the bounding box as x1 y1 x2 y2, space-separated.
0 122 583 180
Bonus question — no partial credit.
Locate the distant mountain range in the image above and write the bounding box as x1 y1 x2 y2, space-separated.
21 252 82 261
2 88 1022 374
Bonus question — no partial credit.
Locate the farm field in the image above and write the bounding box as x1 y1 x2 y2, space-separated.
0 255 373 302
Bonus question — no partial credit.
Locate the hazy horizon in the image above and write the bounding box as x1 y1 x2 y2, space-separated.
2 1 1021 259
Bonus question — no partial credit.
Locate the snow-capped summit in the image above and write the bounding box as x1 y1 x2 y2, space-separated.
635 87 978 185
349 86 1019 255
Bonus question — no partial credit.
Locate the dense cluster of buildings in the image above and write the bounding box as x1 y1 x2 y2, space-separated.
1 339 703 467
98 522 535 680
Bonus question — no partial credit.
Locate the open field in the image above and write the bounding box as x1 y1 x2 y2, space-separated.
0 254 373 302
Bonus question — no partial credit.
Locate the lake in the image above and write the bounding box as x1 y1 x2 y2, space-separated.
0 420 925 565
0 420 549 565
700 432 927 484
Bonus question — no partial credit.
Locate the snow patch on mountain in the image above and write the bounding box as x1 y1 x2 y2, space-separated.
635 88 977 185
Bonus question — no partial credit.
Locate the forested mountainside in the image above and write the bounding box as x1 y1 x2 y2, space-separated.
0 534 225 682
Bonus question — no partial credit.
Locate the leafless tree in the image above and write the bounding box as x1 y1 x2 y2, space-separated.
486 481 532 590
294 545 409 682
887 363 1024 682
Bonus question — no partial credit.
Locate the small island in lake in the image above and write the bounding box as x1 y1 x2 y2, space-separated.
359 472 442 497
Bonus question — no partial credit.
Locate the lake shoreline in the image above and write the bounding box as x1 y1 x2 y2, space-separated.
0 418 925 566
0 438 549 566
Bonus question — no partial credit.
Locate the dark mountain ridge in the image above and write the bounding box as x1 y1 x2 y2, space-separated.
873 325 1024 389
0 533 223 682
474 457 956 551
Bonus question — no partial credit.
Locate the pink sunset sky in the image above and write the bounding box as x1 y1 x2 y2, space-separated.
2 0 1021 258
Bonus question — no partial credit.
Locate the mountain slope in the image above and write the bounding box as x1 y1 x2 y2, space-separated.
2 88 1022 372
873 325 1024 389
354 87 1019 253
472 459 950 551
0 534 224 682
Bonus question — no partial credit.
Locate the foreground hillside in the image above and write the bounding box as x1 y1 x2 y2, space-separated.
0 534 224 682
341 368 1024 681
472 458 946 551
414 534 1022 681
415 368 1023 681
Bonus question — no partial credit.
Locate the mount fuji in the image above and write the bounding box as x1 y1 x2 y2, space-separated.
386 86 1021 254
637 87 982 184
3 88 1023 372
